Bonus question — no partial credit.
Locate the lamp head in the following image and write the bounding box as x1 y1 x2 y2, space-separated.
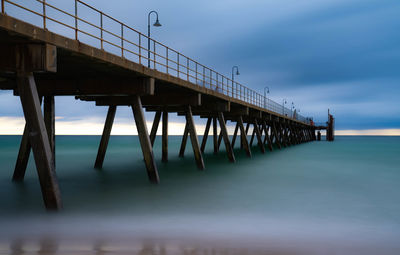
153 19 162 27
236 70 240 75
267 88 270 94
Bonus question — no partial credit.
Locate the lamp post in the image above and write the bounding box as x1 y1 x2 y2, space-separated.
282 99 287 115
231 66 239 98
291 102 294 118
264 86 269 109
147 10 162 68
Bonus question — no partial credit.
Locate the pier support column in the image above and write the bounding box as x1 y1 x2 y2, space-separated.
253 119 265 153
250 128 256 146
186 106 205 170
213 117 218 154
13 97 44 181
231 122 239 148
200 117 212 153
17 72 62 210
179 123 189 157
217 112 235 162
238 116 251 157
241 123 250 149
162 110 168 163
150 111 161 146
94 105 117 169
13 125 31 181
44 96 56 168
271 121 281 149
262 121 273 151
131 96 159 183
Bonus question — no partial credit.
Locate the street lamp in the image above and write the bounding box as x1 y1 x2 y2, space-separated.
231 66 240 97
147 10 162 68
282 99 287 115
291 102 294 118
264 86 270 109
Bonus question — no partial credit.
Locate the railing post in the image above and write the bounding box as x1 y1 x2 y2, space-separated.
166 47 168 74
202 66 205 87
42 0 46 29
153 40 156 69
186 58 189 81
138 34 141 64
195 62 197 84
121 23 124 57
1 0 4 14
177 53 180 78
209 69 212 88
100 12 103 50
74 0 78 40
216 74 219 92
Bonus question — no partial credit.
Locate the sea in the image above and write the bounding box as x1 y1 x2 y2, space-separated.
0 135 399 254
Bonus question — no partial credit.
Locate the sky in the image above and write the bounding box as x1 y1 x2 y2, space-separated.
0 0 399 135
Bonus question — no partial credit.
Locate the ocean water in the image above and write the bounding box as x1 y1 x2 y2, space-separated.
0 135 400 254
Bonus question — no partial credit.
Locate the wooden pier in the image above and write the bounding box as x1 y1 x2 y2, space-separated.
0 0 331 210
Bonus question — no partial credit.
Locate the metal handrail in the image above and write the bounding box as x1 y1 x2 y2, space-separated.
1 0 311 124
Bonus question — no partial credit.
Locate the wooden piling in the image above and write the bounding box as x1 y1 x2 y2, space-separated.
44 96 55 168
253 119 265 153
150 111 161 146
213 117 218 154
131 95 159 183
185 106 205 170
200 117 211 153
271 121 281 149
238 116 251 157
162 110 168 162
231 122 239 148
17 72 62 210
179 123 189 157
12 124 31 181
217 112 235 162
94 105 116 169
262 120 273 151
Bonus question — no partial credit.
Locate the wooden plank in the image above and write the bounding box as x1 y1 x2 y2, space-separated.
238 116 251 157
200 117 212 153
179 122 189 157
213 117 218 154
186 106 205 170
44 96 55 168
162 110 168 162
131 95 159 183
231 122 239 148
253 119 265 153
17 72 62 210
94 105 117 169
217 112 235 162
12 124 31 181
150 111 161 146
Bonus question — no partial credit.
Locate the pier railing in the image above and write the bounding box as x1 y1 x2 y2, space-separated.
2 0 310 124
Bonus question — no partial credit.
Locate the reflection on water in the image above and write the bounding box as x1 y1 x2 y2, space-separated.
1 136 400 254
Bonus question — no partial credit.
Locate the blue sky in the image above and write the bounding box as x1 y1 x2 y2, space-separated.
1 0 399 133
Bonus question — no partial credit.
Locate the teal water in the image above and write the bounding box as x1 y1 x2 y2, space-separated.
0 136 400 254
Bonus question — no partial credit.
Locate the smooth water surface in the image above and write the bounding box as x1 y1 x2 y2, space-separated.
0 136 399 254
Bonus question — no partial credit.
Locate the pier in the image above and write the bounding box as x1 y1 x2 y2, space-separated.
0 0 333 210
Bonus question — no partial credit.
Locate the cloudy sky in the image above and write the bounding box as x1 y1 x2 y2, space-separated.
0 0 399 134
